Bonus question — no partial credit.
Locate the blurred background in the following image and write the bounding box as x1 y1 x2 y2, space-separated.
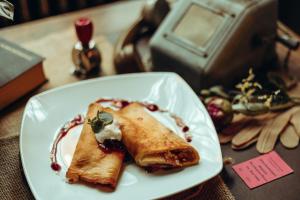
0 0 120 27
279 0 300 35
0 0 300 35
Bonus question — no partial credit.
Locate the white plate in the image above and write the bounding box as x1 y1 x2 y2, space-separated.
20 72 222 200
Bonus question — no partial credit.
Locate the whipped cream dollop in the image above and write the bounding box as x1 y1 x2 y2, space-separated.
95 120 122 143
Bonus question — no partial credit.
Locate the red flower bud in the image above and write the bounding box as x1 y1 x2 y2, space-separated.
206 97 233 130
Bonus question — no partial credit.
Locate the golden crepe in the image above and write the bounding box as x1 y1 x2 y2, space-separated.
120 103 200 171
66 103 125 188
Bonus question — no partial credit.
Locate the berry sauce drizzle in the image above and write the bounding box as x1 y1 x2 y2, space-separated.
50 115 84 172
98 140 132 162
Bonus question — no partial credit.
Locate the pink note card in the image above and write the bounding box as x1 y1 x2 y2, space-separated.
232 151 293 189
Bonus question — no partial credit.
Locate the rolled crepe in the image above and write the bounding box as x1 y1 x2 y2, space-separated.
66 103 124 188
120 103 200 171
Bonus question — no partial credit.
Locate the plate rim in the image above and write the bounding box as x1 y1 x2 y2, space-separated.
20 72 223 200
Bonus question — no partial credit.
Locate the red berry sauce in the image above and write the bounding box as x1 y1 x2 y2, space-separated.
50 115 84 172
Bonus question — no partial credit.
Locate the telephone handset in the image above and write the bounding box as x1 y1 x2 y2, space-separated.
113 0 170 73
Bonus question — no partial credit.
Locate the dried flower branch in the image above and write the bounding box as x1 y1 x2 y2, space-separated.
200 67 300 129
235 68 263 104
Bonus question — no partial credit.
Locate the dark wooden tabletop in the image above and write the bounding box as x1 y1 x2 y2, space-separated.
1 1 300 199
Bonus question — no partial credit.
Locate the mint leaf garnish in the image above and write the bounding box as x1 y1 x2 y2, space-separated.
88 111 113 133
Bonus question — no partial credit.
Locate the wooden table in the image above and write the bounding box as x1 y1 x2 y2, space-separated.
1 1 300 199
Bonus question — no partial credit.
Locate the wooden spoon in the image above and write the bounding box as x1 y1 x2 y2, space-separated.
280 124 299 149
290 109 300 137
256 108 295 153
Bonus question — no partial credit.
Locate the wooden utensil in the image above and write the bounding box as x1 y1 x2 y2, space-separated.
290 109 300 137
256 109 294 153
280 124 299 149
232 120 263 147
232 113 276 147
232 136 258 150
218 114 248 144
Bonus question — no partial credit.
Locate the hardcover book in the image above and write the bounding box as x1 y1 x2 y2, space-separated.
0 37 46 110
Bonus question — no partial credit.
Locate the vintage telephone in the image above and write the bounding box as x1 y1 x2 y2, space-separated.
114 0 299 90
114 0 170 73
